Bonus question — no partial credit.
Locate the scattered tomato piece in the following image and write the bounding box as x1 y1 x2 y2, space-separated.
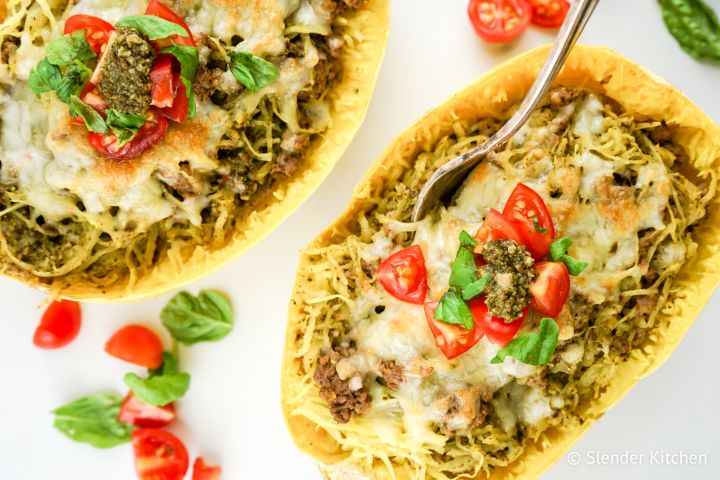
193 457 222 480
119 392 176 428
64 14 115 54
132 428 189 480
424 302 484 359
473 209 526 249
105 324 164 368
150 56 176 109
468 297 527 346
377 245 428 304
502 183 555 259
530 261 570 317
467 0 531 43
88 109 168 160
33 300 81 349
527 0 570 28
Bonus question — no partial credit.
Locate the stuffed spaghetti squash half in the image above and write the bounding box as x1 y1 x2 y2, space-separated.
282 45 720 479
0 0 388 300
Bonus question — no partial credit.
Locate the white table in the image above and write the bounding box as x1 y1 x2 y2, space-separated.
2 1 719 478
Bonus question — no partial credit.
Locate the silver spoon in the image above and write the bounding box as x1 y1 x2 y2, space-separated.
412 0 600 222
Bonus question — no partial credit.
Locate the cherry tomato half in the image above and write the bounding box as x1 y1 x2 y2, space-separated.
468 297 527 346
377 245 428 304
530 261 570 317
467 0 531 43
193 458 222 480
33 300 81 349
527 0 570 28
64 14 115 54
132 428 189 480
502 183 555 259
424 302 484 359
473 208 526 251
88 109 168 160
145 0 196 47
150 56 176 109
119 392 176 428
105 325 164 369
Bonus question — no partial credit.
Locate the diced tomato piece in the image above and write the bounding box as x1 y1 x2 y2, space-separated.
192 457 222 480
474 209 526 251
157 79 189 123
145 0 195 47
377 245 428 304
133 429 189 480
467 0 531 43
503 183 555 259
33 300 81 349
119 393 176 428
150 56 176 108
529 261 570 317
88 109 168 160
468 297 527 346
424 302 484 359
105 325 164 369
64 14 115 54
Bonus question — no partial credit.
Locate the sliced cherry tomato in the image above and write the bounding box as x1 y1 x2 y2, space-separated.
527 0 570 28
145 0 195 47
473 209 526 251
530 261 570 317
105 325 164 368
33 300 81 349
88 109 168 160
468 297 527 346
467 0 531 43
119 392 176 428
64 14 115 54
192 458 222 480
502 183 555 259
377 245 428 304
424 302 484 359
158 79 189 123
132 428 189 480
150 56 176 108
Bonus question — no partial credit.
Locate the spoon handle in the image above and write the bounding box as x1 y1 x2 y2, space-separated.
412 0 600 222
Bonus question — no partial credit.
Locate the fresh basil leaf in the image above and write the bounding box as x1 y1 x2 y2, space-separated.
53 393 133 448
449 247 478 290
659 0 720 61
149 351 179 378
459 230 478 248
28 59 62 96
115 15 189 40
491 317 559 366
55 63 92 104
160 290 234 344
229 51 280 92
70 96 109 134
549 236 588 276
435 288 474 330
159 45 199 118
105 109 146 146
461 273 491 301
532 216 547 233
47 30 96 66
124 371 190 407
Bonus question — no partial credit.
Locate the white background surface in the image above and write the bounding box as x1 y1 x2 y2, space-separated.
2 0 720 479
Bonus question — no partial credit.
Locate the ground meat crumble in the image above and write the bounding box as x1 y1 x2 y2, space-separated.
314 350 371 423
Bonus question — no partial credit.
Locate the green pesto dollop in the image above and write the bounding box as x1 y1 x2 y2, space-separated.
481 239 536 322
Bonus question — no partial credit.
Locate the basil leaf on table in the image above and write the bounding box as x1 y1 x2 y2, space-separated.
124 371 190 407
159 45 199 118
55 63 92 105
116 15 190 40
659 0 720 61
550 237 588 276
70 96 109 134
46 30 96 66
53 393 133 448
491 317 559 366
28 59 62 96
161 290 234 344
435 288 474 329
229 51 280 92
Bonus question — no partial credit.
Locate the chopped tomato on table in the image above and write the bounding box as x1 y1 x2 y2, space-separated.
424 302 485 359
192 457 222 480
133 428 189 480
468 297 527 346
119 392 176 428
502 182 555 258
33 300 82 349
467 0 531 43
527 0 570 28
377 245 428 304
105 324 164 368
530 261 570 317
64 14 115 53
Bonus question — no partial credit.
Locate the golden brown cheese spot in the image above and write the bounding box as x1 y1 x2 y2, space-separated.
594 175 639 235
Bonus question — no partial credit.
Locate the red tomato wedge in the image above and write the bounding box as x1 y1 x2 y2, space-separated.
145 0 195 47
105 325 164 368
64 14 115 54
502 183 555 259
158 79 189 123
88 109 168 160
133 429 189 480
424 302 484 359
468 297 527 346
530 261 570 317
377 245 428 304
474 209 526 249
150 56 176 108
527 0 570 28
193 458 222 480
467 0 531 43
33 300 81 349
119 393 176 428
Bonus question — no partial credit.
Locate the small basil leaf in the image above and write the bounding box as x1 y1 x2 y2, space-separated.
659 0 720 61
549 236 588 276
533 216 547 233
47 30 96 66
461 273 491 301
449 247 478 290
491 317 559 366
459 230 478 248
229 51 280 92
149 351 179 378
159 45 199 118
53 393 133 448
115 15 189 40
28 59 62 96
71 96 109 134
105 109 146 146
55 63 92 104
160 290 234 344
435 288 474 330
124 371 190 407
